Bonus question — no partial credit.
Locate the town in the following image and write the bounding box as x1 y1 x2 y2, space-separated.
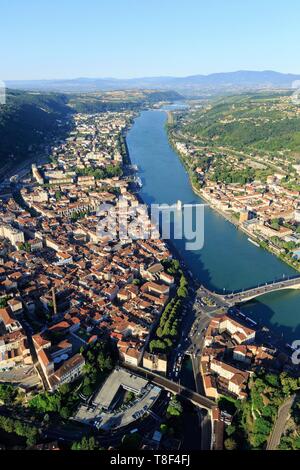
0 105 299 452
168 94 300 272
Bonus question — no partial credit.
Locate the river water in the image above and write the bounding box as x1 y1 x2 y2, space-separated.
126 109 300 342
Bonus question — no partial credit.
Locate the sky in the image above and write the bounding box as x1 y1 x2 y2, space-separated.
1 0 300 80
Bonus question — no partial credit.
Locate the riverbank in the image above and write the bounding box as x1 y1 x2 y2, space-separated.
192 185 300 273
124 116 199 290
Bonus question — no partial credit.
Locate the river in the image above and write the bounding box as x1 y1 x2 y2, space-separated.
126 109 300 343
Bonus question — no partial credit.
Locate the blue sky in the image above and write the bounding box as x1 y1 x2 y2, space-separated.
1 0 300 80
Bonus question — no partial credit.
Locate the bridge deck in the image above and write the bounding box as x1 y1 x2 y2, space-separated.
218 276 300 303
123 363 215 410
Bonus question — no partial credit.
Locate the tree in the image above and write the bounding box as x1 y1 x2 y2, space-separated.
0 384 17 404
71 436 97 450
224 437 237 450
124 391 135 403
177 286 188 298
104 356 113 370
83 385 93 397
0 297 8 308
55 190 62 201
160 423 168 434
280 372 299 396
121 432 142 449
167 396 183 417
97 352 106 370
59 383 70 396
26 427 38 446
225 424 236 437
29 391 61 413
60 407 71 419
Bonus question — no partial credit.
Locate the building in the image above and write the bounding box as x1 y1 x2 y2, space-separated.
211 406 225 450
143 352 167 374
92 367 148 411
0 308 32 370
218 315 256 344
32 164 44 185
0 223 25 246
239 209 250 224
49 353 85 389
210 358 249 399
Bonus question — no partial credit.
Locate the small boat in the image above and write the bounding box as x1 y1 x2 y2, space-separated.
248 237 260 248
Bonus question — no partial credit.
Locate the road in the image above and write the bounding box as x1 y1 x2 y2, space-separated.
223 276 300 304
267 395 296 450
123 363 215 411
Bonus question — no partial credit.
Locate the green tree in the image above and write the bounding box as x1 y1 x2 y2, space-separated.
167 396 183 417
224 437 237 450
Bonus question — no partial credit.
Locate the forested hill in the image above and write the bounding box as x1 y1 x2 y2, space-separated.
182 92 300 155
0 89 182 177
0 90 73 178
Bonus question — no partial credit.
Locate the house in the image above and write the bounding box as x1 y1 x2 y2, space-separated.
49 353 85 390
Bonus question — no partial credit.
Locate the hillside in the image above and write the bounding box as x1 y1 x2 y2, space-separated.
0 90 73 179
0 89 182 178
182 92 300 155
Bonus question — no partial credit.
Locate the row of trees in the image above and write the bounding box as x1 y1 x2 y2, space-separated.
0 414 39 446
149 273 188 354
0 384 18 405
76 163 123 180
71 436 101 450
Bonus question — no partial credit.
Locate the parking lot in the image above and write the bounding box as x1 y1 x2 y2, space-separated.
74 368 162 431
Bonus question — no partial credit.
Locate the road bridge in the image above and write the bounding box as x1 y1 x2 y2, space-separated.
216 276 300 304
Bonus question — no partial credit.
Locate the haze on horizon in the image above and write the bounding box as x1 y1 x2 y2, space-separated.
1 0 300 81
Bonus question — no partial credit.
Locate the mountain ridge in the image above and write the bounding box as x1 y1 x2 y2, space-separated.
6 70 300 94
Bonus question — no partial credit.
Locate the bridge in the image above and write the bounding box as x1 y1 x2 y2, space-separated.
220 275 300 304
123 363 215 411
